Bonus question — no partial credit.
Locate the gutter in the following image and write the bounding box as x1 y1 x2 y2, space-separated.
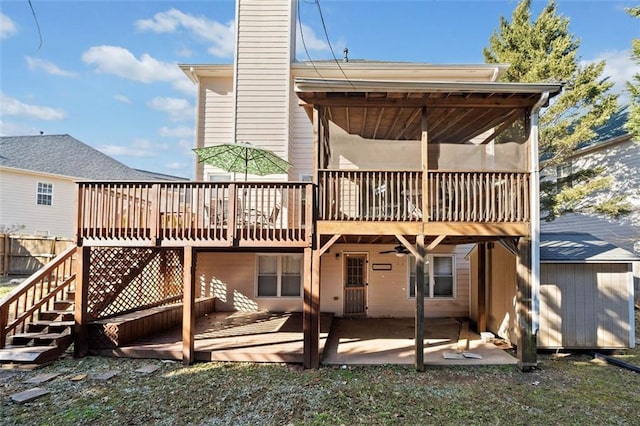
530 91 550 337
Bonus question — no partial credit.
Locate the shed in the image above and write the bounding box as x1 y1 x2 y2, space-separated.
538 232 637 350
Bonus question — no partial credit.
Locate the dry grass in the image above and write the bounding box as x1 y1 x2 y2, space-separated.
1 339 639 425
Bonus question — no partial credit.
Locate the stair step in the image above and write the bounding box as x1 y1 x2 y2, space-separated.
10 331 70 345
0 346 65 364
39 310 74 321
27 321 74 333
34 333 73 346
53 300 73 310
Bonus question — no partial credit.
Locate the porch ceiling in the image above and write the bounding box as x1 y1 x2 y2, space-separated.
295 78 563 143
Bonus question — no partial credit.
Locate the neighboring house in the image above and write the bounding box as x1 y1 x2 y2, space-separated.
540 110 640 302
0 134 185 239
2 0 572 369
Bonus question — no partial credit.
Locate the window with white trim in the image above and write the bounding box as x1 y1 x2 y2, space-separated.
36 182 53 206
257 254 302 297
408 255 455 298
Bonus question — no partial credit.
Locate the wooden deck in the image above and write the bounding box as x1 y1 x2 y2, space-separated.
91 311 333 363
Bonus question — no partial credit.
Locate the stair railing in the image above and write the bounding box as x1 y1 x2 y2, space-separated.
0 246 77 348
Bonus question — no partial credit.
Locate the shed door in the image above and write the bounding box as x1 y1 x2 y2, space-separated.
344 254 367 316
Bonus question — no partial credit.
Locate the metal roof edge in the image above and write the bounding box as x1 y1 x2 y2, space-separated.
294 77 563 94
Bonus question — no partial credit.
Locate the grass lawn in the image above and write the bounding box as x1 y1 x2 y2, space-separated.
1 308 638 425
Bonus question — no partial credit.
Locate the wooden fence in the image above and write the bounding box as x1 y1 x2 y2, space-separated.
0 234 74 276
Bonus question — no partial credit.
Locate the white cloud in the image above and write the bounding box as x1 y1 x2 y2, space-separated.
25 56 78 77
159 125 194 138
147 97 193 121
582 49 640 101
0 120 40 136
81 45 193 94
297 24 330 54
135 9 235 58
114 94 132 104
165 161 187 170
0 93 65 120
82 45 183 83
1 13 17 39
97 138 166 158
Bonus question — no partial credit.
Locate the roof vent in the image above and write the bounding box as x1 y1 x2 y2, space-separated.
343 47 349 63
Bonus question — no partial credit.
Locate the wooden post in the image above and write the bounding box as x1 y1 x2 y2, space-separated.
477 243 487 332
302 247 313 368
149 184 160 245
310 249 321 368
182 246 196 365
415 234 426 371
516 238 536 371
421 106 429 221
74 246 90 358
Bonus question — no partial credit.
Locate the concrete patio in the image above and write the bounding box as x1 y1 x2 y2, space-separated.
92 311 516 366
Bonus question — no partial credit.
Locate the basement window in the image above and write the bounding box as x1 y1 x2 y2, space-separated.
408 255 455 299
256 254 302 297
36 182 53 206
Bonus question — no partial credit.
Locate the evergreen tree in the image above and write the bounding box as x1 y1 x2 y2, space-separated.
625 6 640 138
484 0 620 220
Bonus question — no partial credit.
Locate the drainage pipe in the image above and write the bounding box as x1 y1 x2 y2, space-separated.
592 352 640 373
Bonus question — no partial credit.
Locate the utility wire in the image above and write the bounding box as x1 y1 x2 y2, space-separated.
297 0 326 84
28 0 43 50
314 0 355 90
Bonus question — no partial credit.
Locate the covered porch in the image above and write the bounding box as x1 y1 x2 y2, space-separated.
90 311 516 366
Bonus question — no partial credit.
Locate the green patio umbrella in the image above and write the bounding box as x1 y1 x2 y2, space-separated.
193 142 292 181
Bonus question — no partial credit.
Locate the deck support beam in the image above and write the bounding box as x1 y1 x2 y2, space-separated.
182 246 196 365
74 246 90 358
516 238 536 371
477 243 487 332
303 246 321 369
415 234 426 372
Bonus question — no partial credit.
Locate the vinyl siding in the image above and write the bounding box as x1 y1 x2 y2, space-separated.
234 0 293 163
0 169 76 238
289 88 314 179
538 263 633 349
320 244 471 318
195 252 304 312
541 137 640 303
486 243 517 343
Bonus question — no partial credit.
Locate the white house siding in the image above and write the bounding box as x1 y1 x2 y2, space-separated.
541 137 640 302
0 169 76 238
485 243 517 343
288 86 314 180
195 252 304 312
199 76 235 179
539 263 633 349
320 244 471 318
234 0 294 166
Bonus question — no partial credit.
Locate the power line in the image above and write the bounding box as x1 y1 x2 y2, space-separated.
297 0 326 83
28 0 43 50
313 0 356 90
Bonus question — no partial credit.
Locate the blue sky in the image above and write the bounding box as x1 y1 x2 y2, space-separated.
1 0 638 179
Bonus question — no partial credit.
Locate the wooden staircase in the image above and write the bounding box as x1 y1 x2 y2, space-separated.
0 247 77 365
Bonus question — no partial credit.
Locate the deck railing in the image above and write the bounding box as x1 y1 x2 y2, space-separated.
77 182 313 246
318 170 530 223
0 246 76 348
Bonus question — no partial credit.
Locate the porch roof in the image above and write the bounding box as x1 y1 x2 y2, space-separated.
294 78 563 143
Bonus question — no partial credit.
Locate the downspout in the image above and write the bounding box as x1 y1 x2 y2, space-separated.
530 91 549 338
189 67 204 181
232 0 241 146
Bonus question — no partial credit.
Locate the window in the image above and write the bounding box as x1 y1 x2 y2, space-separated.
408 255 455 298
556 162 573 189
257 254 302 297
36 182 53 206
